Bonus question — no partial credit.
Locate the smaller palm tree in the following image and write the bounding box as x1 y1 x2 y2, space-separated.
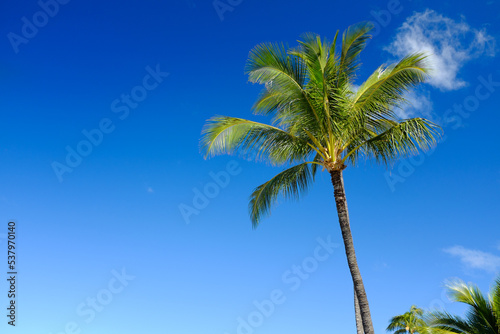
426 276 500 334
387 305 427 334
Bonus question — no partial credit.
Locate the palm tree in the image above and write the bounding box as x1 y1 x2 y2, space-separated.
201 22 440 334
356 291 364 334
426 277 500 334
387 305 427 334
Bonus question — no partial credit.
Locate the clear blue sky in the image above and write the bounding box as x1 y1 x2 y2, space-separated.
1 0 499 333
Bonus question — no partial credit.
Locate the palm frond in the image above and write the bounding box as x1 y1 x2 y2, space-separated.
351 53 430 124
201 26 442 229
345 118 441 166
387 305 427 334
289 34 335 142
290 33 329 89
492 277 500 330
446 280 498 333
339 21 374 80
246 42 306 89
246 42 323 136
426 278 500 334
249 162 317 227
387 315 407 331
201 116 312 165
290 33 356 150
426 311 475 334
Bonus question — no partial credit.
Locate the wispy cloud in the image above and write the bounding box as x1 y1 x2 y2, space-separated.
397 89 433 119
147 187 154 193
385 9 496 91
444 246 500 273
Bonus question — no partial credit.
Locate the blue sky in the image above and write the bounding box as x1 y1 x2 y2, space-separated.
1 0 499 333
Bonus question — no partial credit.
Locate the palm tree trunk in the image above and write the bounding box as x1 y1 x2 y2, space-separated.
330 169 374 334
355 289 364 334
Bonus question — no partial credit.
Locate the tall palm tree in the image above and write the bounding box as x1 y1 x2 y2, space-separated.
201 22 440 334
426 277 500 334
387 305 427 334
356 291 364 334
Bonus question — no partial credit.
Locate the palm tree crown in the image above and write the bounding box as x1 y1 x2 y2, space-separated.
426 277 500 334
387 305 427 334
201 22 440 226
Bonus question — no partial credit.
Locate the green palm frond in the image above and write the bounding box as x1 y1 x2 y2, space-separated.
339 21 374 80
289 33 340 144
201 24 442 226
246 42 306 89
346 118 441 166
290 33 330 89
201 116 313 165
246 42 322 137
249 162 318 227
492 277 500 330
351 53 430 124
387 315 408 331
426 311 475 334
446 280 498 333
388 305 427 334
426 278 500 334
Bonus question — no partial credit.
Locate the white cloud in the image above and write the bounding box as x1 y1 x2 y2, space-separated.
350 83 360 93
444 246 500 273
385 9 496 91
147 187 154 193
396 89 433 119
